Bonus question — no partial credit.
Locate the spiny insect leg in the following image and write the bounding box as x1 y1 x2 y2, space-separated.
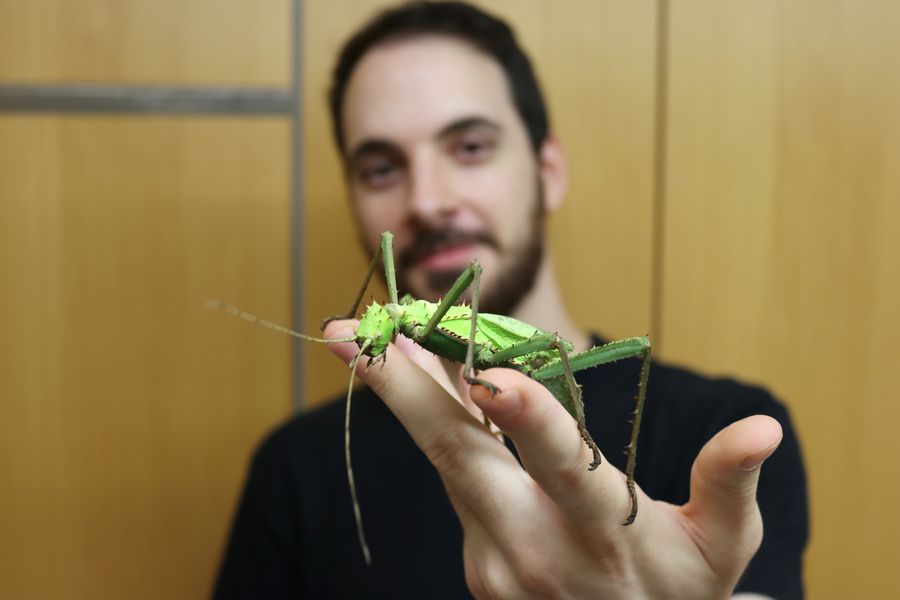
414 261 478 342
457 261 499 395
549 334 602 471
484 332 559 365
621 346 651 526
320 238 384 330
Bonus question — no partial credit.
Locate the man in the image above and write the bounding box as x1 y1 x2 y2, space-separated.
215 3 807 598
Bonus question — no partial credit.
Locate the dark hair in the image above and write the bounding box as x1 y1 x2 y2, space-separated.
329 1 549 158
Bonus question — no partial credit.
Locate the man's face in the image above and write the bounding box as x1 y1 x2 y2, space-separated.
340 35 547 315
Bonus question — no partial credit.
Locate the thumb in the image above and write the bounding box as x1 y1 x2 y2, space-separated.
685 415 782 574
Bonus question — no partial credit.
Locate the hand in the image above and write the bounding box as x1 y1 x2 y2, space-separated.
324 321 782 599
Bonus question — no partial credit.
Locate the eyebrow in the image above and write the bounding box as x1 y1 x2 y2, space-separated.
348 139 401 166
436 116 502 139
348 116 502 165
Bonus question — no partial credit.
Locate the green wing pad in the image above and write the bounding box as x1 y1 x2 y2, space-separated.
436 309 570 370
539 374 582 421
433 305 494 346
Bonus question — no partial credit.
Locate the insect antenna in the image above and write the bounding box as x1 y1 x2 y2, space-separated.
345 338 373 565
203 300 356 343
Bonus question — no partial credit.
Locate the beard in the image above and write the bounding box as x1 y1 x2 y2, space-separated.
392 183 546 316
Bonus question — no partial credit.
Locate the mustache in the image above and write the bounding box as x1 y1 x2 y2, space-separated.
398 227 499 270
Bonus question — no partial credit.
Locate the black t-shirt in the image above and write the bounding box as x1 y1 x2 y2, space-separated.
214 338 808 599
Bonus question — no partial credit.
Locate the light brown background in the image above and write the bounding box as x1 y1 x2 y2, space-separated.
1 1 897 598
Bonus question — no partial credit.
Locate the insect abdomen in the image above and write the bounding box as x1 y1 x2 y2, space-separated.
413 327 472 363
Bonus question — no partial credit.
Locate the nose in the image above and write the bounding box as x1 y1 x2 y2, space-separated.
406 152 457 224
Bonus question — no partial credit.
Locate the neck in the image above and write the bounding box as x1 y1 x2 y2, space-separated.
510 251 592 353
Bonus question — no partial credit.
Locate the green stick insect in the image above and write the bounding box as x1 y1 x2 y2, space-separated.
207 230 651 565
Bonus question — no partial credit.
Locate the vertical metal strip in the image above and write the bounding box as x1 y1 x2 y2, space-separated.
650 0 670 351
290 0 306 411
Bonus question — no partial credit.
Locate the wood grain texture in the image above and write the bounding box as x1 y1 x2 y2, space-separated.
9 0 889 595
302 0 657 407
0 0 290 85
0 116 293 599
661 1 900 597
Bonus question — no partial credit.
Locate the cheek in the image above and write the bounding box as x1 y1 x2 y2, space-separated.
458 163 536 239
355 195 404 238
456 169 513 221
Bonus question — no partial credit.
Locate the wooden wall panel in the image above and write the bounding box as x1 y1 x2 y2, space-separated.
661 1 900 597
7 0 889 595
0 0 290 85
0 116 292 599
302 0 657 406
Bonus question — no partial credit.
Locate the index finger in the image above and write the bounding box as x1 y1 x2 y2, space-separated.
322 321 519 479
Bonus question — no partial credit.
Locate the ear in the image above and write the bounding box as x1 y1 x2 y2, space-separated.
538 135 568 214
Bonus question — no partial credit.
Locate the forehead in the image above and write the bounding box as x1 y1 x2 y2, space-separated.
342 35 517 152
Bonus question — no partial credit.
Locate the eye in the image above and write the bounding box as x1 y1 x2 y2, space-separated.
450 132 496 164
351 144 406 191
353 152 404 190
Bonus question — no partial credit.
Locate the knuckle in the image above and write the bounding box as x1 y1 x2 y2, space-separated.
464 543 564 600
478 568 518 600
730 506 764 563
541 456 592 497
479 577 512 600
469 569 513 600
423 427 473 476
512 556 562 598
465 549 514 600
464 554 489 598
464 568 488 599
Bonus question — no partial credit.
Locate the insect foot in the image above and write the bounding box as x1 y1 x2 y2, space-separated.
467 378 500 396
579 423 602 471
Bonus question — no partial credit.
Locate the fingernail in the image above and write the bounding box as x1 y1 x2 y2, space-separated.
475 387 522 421
739 441 780 471
469 383 495 403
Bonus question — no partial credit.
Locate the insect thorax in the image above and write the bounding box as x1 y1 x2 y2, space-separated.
355 301 396 356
